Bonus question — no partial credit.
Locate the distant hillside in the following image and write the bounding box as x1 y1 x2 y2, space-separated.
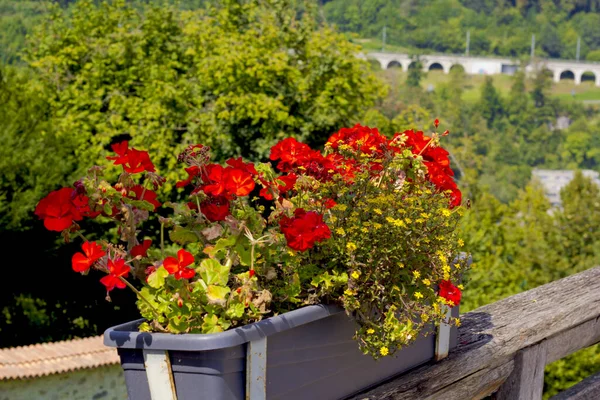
3 0 600 64
322 0 600 61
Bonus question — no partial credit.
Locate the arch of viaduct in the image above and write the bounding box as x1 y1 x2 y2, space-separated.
368 52 600 86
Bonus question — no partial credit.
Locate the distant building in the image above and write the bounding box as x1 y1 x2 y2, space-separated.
532 169 600 207
548 116 572 131
0 336 126 400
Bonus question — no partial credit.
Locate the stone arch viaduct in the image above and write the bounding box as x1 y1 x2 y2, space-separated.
368 52 600 86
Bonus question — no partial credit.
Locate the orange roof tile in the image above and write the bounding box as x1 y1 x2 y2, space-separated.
0 336 119 380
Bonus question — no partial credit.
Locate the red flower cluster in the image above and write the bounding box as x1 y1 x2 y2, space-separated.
259 173 297 201
439 280 461 306
35 187 96 231
279 209 331 251
163 249 195 280
107 141 155 174
269 138 335 181
100 258 130 291
72 241 105 272
326 123 388 155
399 130 462 208
177 153 261 222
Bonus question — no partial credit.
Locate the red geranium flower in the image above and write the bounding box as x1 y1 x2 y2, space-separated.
439 280 461 306
279 209 331 251
163 249 196 280
400 130 431 155
129 185 161 211
324 198 337 209
201 164 227 197
107 141 156 174
226 157 257 176
35 188 84 231
176 166 201 188
327 124 388 155
100 258 130 291
72 241 106 273
131 239 152 258
260 173 298 200
200 196 231 222
224 168 255 197
269 138 312 172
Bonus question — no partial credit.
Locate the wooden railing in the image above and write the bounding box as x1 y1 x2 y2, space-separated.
349 266 600 400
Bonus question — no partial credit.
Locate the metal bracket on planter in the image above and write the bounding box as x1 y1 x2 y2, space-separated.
246 336 267 400
143 349 178 400
435 305 452 361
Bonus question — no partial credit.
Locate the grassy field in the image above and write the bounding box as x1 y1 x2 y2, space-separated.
376 68 600 104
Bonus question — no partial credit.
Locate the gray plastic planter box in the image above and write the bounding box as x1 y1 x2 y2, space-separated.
104 304 458 400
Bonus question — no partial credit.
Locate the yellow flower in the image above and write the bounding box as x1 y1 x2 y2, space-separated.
346 242 357 252
398 262 405 268
405 218 412 224
336 227 346 235
422 279 431 286
344 289 354 296
457 284 464 290
351 270 361 279
420 212 429 219
458 239 464 247
380 346 389 356
373 223 382 229
454 318 461 327
367 328 375 335
421 313 430 322
373 208 383 215
440 209 452 217
414 292 423 299
413 270 421 279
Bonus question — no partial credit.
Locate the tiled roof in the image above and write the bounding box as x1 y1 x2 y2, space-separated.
0 336 119 380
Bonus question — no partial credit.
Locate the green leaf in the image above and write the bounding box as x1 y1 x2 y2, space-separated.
124 198 156 211
206 285 230 304
147 266 169 289
201 314 222 334
225 302 245 319
199 259 230 286
207 236 236 257
169 226 198 245
103 202 112 216
235 241 252 266
167 316 189 333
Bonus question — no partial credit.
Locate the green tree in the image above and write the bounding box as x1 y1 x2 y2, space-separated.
479 76 504 127
406 57 424 88
25 0 384 182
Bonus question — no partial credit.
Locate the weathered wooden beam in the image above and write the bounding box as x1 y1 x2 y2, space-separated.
494 342 547 400
550 370 600 400
348 265 600 400
545 316 600 363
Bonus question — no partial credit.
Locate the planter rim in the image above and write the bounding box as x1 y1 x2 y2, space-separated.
104 304 343 351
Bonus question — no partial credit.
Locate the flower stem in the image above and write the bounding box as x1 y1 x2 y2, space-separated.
160 222 165 258
74 230 90 243
119 276 164 326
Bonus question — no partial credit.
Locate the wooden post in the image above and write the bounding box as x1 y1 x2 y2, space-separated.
494 341 547 400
